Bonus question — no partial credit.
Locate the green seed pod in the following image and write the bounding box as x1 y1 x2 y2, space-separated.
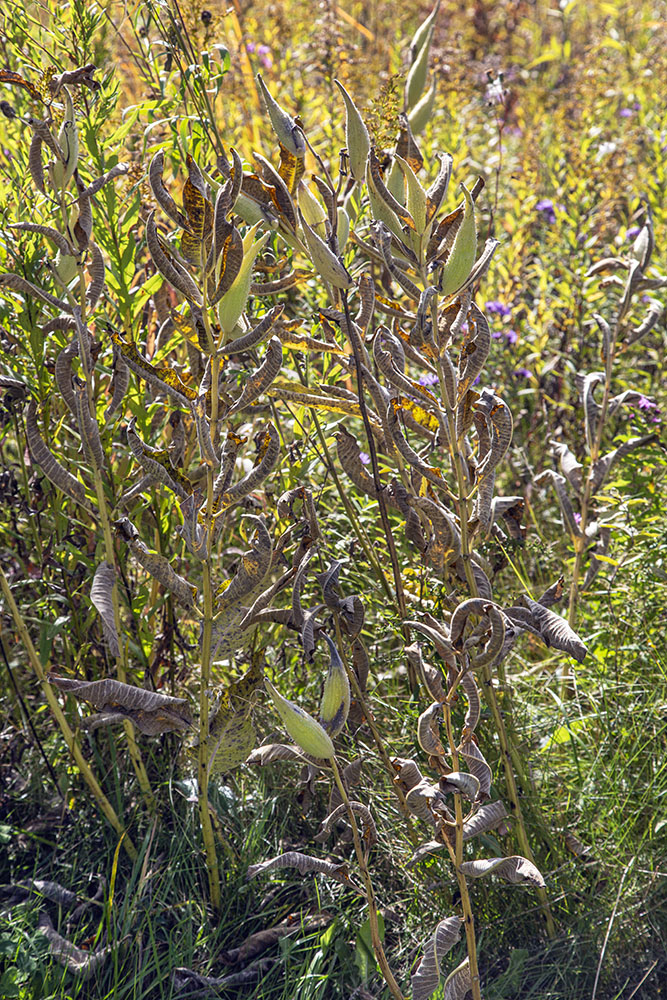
256 74 306 157
405 26 432 112
395 154 427 234
408 76 437 135
265 680 335 760
54 89 78 188
438 183 477 297
319 636 350 737
298 209 352 289
335 80 370 183
217 223 271 333
297 181 327 235
410 0 441 60
337 205 350 251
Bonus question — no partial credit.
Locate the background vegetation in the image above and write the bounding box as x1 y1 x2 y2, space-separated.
0 0 665 998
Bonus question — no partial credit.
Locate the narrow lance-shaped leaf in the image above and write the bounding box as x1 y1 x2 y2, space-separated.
318 801 377 848
417 702 446 757
462 800 509 842
209 223 244 304
458 739 491 800
148 150 189 229
38 913 112 980
0 272 72 314
25 401 89 508
247 851 349 884
145 211 203 305
227 336 283 415
117 517 196 608
104 343 130 422
126 419 193 499
443 958 472 1000
214 423 280 511
411 915 462 1000
111 330 197 408
90 561 120 659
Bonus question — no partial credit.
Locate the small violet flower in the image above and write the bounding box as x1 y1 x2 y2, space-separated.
418 372 439 386
245 41 256 53
359 452 371 465
513 367 532 379
638 396 656 410
505 328 519 345
573 512 582 526
485 300 512 317
626 226 641 240
536 198 557 224
619 107 634 118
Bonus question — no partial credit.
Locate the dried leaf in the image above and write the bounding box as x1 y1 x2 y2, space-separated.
49 674 192 734
25 401 89 507
247 851 349 884
118 517 197 608
149 150 189 229
463 800 509 842
523 596 588 662
90 561 120 658
412 914 462 1000
227 337 283 415
459 855 545 888
38 913 112 979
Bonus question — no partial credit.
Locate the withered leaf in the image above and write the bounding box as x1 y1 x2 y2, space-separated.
459 854 546 888
412 916 463 1000
247 852 350 885
90 561 120 658
49 675 193 735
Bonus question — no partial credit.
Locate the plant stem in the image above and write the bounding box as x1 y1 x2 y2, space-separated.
331 757 404 1000
0 568 137 860
197 290 222 911
442 700 482 1000
332 616 420 847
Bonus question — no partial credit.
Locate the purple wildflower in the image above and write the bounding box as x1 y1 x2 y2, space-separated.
536 198 557 224
257 43 272 68
619 108 634 118
246 41 256 53
573 512 582 526
626 225 641 239
492 330 503 340
472 374 481 385
359 452 370 465
486 300 511 317
513 367 532 379
638 396 656 410
505 328 519 345
633 101 641 110
418 372 439 386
